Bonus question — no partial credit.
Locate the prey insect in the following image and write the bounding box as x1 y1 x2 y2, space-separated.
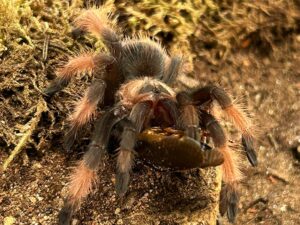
44 8 257 225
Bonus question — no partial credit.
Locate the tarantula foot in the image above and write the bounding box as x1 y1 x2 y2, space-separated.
63 128 78 153
219 184 240 223
44 79 69 97
137 127 224 171
227 194 239 223
71 27 86 40
116 171 130 197
58 203 73 225
242 135 257 166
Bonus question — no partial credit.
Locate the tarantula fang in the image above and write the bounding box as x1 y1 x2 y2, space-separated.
43 8 257 225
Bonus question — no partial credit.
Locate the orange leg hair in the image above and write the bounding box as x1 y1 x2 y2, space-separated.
74 8 122 56
59 107 127 224
200 111 242 223
63 80 106 151
44 52 114 96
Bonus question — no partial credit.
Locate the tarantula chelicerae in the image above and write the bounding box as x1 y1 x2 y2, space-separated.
44 8 257 225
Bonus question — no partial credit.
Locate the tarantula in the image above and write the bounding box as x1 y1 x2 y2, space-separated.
44 8 257 225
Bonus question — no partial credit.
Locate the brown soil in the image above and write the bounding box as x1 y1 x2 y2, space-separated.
1 1 300 225
194 41 300 225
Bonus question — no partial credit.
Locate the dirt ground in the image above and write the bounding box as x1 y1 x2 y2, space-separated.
193 42 300 225
1 1 300 225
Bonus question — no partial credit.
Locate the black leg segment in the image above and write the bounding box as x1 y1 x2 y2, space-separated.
116 102 152 197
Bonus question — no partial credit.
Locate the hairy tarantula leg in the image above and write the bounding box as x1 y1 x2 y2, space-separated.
115 120 135 197
163 56 183 84
63 79 106 152
44 53 114 96
200 111 242 223
191 85 257 166
116 102 152 197
59 107 126 225
74 9 122 57
176 92 200 140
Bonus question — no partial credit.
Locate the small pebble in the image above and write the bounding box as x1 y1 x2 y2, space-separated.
115 208 121 215
255 93 262 105
243 59 250 67
4 217 16 225
36 195 43 201
280 204 287 212
32 163 42 169
29 196 36 204
71 219 79 225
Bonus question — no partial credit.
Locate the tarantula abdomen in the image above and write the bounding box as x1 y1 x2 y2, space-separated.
136 127 224 171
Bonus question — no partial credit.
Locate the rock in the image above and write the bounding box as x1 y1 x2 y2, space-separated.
117 219 123 224
115 208 121 215
71 219 79 225
4 217 16 225
29 196 37 203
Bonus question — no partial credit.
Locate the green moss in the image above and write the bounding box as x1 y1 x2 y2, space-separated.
0 0 84 56
0 0 84 148
115 0 213 68
114 0 299 65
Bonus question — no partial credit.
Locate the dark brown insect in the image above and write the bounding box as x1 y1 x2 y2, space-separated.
136 127 224 170
44 8 257 225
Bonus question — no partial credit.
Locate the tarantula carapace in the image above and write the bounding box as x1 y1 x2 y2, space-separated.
44 8 257 225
